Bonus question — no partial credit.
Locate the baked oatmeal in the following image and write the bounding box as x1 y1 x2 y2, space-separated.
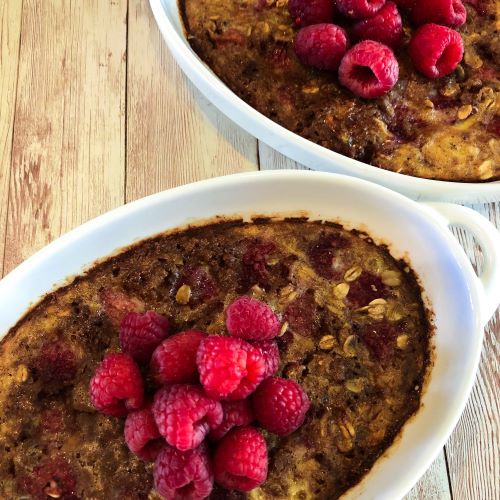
180 0 499 181
0 219 431 499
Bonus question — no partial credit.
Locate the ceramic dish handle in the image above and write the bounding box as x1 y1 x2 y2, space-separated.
423 202 500 326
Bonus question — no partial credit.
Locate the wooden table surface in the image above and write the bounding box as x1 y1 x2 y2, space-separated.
1 1 498 498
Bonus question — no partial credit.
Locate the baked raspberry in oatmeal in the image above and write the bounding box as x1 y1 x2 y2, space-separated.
0 219 431 499
180 0 499 181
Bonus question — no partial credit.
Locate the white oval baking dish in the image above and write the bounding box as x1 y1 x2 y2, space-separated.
148 0 500 203
1 171 499 498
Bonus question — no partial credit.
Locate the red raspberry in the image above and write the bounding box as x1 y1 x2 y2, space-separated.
240 238 277 290
339 40 399 99
308 231 349 280
197 336 266 400
347 270 389 307
154 443 213 500
152 385 223 451
412 0 467 27
100 287 145 328
226 296 281 341
179 265 218 305
33 340 77 385
120 311 170 364
284 291 319 337
17 456 77 500
209 400 255 441
124 403 164 461
288 0 335 27
359 320 397 361
151 330 205 385
353 2 403 48
89 353 144 417
253 340 280 377
336 0 386 19
214 427 268 492
409 24 464 78
294 24 349 71
252 377 310 436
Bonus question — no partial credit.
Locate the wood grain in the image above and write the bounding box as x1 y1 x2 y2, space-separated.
3 0 127 274
125 0 258 201
0 0 22 276
446 202 500 500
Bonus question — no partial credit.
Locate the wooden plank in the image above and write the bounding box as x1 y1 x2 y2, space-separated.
0 0 22 276
445 202 500 500
258 142 307 171
126 0 258 200
260 144 453 499
4 0 127 274
404 452 452 500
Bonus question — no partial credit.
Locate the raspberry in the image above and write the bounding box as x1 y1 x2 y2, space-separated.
151 330 205 385
409 24 464 78
359 320 397 360
89 353 144 417
100 287 145 328
154 443 213 500
284 291 319 337
412 0 467 27
120 311 170 364
17 456 77 500
294 24 349 71
308 232 349 279
288 0 335 27
252 377 310 436
240 239 277 290
336 0 386 19
339 40 399 98
33 340 77 385
226 296 281 341
353 2 403 48
214 427 268 492
179 266 218 305
209 400 255 441
124 403 164 461
152 385 223 451
197 336 266 400
347 271 389 307
253 340 280 377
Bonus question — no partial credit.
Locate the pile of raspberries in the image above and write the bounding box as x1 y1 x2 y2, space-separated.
290 0 467 98
89 296 310 499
